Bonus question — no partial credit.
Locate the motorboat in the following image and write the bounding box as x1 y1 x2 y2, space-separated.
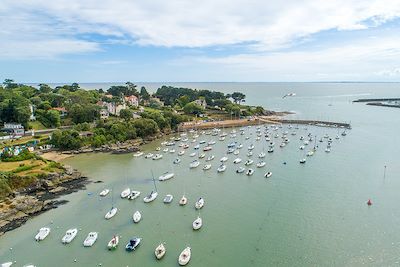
280 143 286 148
264 172 272 178
120 188 131 198
233 158 242 164
126 237 141 251
133 151 144 157
159 172 175 181
195 198 204 209
220 156 228 162
143 191 158 203
179 195 188 206
203 164 211 170
246 169 254 176
133 211 142 223
208 140 216 145
245 159 254 166
268 148 274 153
237 144 243 149
83 232 98 247
299 158 306 164
99 189 110 196
163 194 174 203
128 190 141 200
178 247 191 266
156 147 161 151
198 153 206 159
206 155 215 161
174 158 181 164
247 151 253 157
1 262 12 267
190 160 200 168
217 164 227 173
219 136 225 141
236 167 245 173
145 153 154 159
194 144 200 150
35 227 50 241
299 145 305 150
62 228 78 244
233 150 240 155
248 144 255 150
256 161 266 168
227 148 235 154
306 151 314 157
199 140 206 144
192 217 202 230
155 243 166 260
258 152 266 158
325 148 331 153
183 144 190 149
203 146 212 151
178 150 185 156
107 235 119 250
189 152 196 157
152 154 163 160
169 149 176 153
105 207 118 219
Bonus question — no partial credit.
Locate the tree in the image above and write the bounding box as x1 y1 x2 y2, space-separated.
0 95 30 126
140 86 150 101
68 103 99 124
51 129 83 150
38 84 52 93
230 92 246 104
120 109 133 121
176 95 190 108
44 110 61 127
3 79 18 89
183 102 204 115
126 82 138 96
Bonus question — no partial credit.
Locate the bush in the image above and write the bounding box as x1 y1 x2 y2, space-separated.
1 149 36 162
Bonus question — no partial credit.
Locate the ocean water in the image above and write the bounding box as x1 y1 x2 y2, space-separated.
1 83 400 267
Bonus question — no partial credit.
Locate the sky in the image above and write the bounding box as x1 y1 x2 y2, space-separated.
1 0 400 83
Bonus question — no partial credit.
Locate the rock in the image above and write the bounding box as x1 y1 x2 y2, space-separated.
50 186 66 194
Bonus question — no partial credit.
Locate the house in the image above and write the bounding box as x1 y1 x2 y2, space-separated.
51 107 68 117
194 99 207 108
124 95 139 107
2 123 25 137
79 131 94 137
29 104 36 121
100 109 109 119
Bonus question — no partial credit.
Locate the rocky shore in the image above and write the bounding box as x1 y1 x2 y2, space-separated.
0 167 89 236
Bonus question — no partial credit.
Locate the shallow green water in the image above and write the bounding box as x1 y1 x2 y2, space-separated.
1 83 400 267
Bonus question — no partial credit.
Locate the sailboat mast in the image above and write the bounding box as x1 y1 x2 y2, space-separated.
151 170 158 192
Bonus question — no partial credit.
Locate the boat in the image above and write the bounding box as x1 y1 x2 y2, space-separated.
163 194 174 203
198 153 206 159
133 211 142 223
145 153 154 159
246 169 254 176
179 195 188 206
203 164 211 170
62 228 78 244
236 167 245 173
217 164 227 172
268 148 274 153
247 151 253 157
178 247 191 266
155 243 166 260
99 189 110 196
105 207 118 219
120 188 131 198
341 131 347 136
203 146 212 151
258 152 266 158
189 152 196 157
133 151 144 157
83 232 98 247
194 144 200 150
159 172 175 181
256 161 266 168
128 190 141 200
192 216 202 230
174 158 181 164
220 156 228 162
219 136 225 141
280 143 286 148
195 198 204 209
245 159 253 166
299 145 305 150
264 172 272 178
206 155 215 161
208 140 216 145
299 158 306 164
183 144 190 149
306 151 314 157
144 190 158 203
107 235 119 250
237 144 243 149
156 147 161 151
178 150 185 156
248 144 255 150
35 227 50 241
233 158 242 164
1 262 13 267
189 160 200 168
152 154 163 160
125 237 141 251
169 149 176 153
325 147 331 153
233 150 240 155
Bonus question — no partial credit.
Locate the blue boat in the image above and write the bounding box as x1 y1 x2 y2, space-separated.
126 237 142 251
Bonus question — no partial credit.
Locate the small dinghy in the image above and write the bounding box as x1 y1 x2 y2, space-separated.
233 150 240 155
256 161 266 168
83 232 98 247
203 164 211 170
133 151 144 157
248 144 255 150
128 190 141 200
178 150 185 156
179 195 188 206
268 148 274 153
107 235 119 250
192 217 202 230
220 156 228 162
35 227 50 241
62 228 78 244
144 191 158 203
99 189 110 196
325 148 331 153
152 154 163 160
236 167 245 173
195 198 204 209
155 243 166 260
120 188 131 198
203 146 212 151
174 158 181 164
306 151 314 156
145 153 154 159
246 169 254 176
159 172 175 181
105 207 118 219
247 151 253 157
190 152 196 157
206 155 215 161
258 152 266 158
245 159 253 166
133 211 142 223
264 172 272 178
299 158 306 164
217 164 227 173
163 194 174 204
178 247 191 266
233 158 242 164
189 160 200 168
1 262 13 267
126 237 141 251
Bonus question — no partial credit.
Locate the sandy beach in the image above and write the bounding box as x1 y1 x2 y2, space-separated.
40 151 74 162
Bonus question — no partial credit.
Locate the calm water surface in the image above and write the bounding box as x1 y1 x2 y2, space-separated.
1 83 400 266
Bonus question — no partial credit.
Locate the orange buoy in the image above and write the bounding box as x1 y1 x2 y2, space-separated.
367 199 372 206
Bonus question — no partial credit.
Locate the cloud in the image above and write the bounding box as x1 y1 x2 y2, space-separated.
376 67 400 76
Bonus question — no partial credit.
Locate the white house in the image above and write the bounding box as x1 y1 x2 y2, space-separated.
194 99 207 108
124 95 139 107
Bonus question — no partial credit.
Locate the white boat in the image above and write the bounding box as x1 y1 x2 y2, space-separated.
192 217 203 230
174 158 181 164
325 148 331 153
194 144 200 150
198 153 206 159
233 158 242 164
133 151 144 157
247 151 253 157
206 155 215 161
280 143 286 148
128 190 141 200
62 228 78 244
178 150 185 156
133 211 142 223
195 198 204 209
35 227 50 241
190 160 200 168
299 146 305 150
258 152 266 158
248 144 255 150
237 144 243 149
169 149 176 153
159 172 175 181
246 169 254 176
120 188 131 198
256 161 266 168
156 147 161 151
264 172 272 178
105 207 118 219
143 191 158 203
155 243 166 260
233 150 240 155
208 140 216 145
107 235 119 250
217 164 227 172
99 189 110 196
189 152 196 157
245 159 254 166
220 156 228 162
83 232 98 247
179 195 187 206
300 158 306 164
268 148 274 153
219 136 225 141
1 262 13 267
306 151 314 157
163 194 174 203
152 154 163 160
145 153 154 159
203 146 212 151
236 167 245 173
203 164 212 170
178 247 191 266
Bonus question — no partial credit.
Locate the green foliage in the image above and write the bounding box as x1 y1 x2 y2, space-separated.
140 86 150 101
36 109 61 128
68 103 99 124
228 92 246 104
107 82 138 97
1 149 36 162
120 109 133 121
183 102 204 115
0 94 30 126
51 129 83 150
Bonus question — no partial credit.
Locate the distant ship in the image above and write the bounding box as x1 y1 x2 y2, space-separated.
282 92 296 98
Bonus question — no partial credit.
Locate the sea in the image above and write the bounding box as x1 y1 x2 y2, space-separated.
1 82 399 267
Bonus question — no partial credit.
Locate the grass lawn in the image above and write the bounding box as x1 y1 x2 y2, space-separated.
28 121 47 130
0 158 63 176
